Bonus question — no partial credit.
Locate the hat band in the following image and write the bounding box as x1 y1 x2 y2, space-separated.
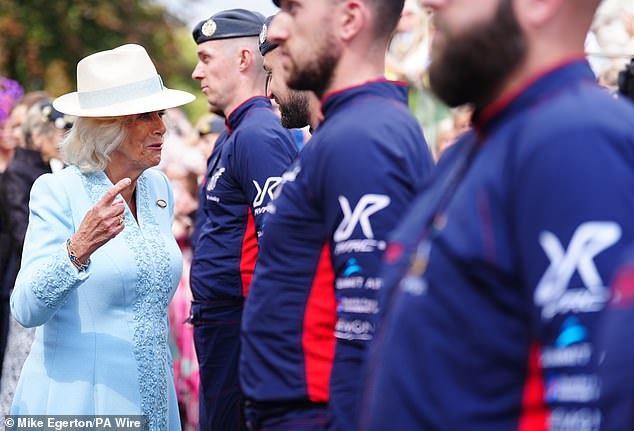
77 75 165 109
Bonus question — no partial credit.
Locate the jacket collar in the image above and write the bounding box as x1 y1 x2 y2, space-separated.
320 79 409 120
473 58 595 137
225 96 273 134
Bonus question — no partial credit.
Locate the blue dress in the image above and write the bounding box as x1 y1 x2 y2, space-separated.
10 166 182 431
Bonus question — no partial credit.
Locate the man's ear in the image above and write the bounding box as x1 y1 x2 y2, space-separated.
515 0 565 29
337 0 368 42
239 48 254 72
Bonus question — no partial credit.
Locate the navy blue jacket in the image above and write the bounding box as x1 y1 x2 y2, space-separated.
360 60 634 431
191 97 297 302
241 81 434 431
598 247 634 430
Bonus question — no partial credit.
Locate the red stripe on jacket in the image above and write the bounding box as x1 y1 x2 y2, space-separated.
240 208 258 297
518 343 548 431
302 243 337 402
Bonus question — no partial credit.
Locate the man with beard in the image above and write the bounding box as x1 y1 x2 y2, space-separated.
259 15 322 132
360 0 634 430
240 1 434 430
190 9 297 431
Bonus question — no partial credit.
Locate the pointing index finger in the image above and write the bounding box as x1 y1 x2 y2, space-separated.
99 178 132 206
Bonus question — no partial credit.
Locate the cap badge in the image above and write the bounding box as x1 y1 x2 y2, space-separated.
259 24 268 45
202 19 217 37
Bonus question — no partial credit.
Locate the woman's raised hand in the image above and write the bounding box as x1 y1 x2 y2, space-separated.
69 178 132 263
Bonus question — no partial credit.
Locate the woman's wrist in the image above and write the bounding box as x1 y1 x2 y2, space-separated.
66 237 91 271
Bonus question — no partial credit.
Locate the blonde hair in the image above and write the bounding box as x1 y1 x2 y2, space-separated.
60 116 131 172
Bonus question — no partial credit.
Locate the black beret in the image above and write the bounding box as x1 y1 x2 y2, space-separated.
193 9 265 45
259 15 279 56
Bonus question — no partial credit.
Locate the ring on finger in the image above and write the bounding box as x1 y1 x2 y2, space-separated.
117 215 124 225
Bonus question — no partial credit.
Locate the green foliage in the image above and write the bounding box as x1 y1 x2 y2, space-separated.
0 0 207 121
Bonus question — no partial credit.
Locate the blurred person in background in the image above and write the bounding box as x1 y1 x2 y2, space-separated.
158 108 211 431
190 9 297 430
588 0 634 87
8 44 194 429
0 76 23 387
166 168 202 431
159 108 205 178
1 92 50 157
432 104 475 162
0 90 47 399
431 117 455 162
361 0 634 429
0 97 71 415
0 78 24 173
386 0 430 86
451 104 474 137
194 113 225 162
1 99 72 290
386 0 451 148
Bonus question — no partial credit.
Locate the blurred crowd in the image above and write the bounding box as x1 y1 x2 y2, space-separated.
0 1 633 429
386 0 634 159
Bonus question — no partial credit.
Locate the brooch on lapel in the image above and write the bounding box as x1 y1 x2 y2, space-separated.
156 199 167 208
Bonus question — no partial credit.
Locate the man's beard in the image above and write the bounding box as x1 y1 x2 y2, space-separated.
279 91 311 129
286 30 340 99
428 0 526 108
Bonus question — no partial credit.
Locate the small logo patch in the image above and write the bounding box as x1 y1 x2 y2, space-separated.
202 19 217 37
259 24 268 45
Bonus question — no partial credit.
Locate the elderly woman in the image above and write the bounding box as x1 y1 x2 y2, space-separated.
9 44 194 430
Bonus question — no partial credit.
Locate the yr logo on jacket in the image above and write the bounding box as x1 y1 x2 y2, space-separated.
333 194 390 255
253 177 282 209
534 221 621 319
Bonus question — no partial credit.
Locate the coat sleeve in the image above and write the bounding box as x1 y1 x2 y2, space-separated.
10 173 89 328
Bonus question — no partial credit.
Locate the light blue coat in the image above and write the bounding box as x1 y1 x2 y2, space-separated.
10 166 182 431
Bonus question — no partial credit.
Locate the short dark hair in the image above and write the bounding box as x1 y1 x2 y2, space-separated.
274 0 404 40
366 0 405 39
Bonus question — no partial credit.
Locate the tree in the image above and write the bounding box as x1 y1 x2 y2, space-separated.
0 0 206 120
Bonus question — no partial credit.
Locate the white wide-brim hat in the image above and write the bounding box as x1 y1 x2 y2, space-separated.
53 44 195 117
